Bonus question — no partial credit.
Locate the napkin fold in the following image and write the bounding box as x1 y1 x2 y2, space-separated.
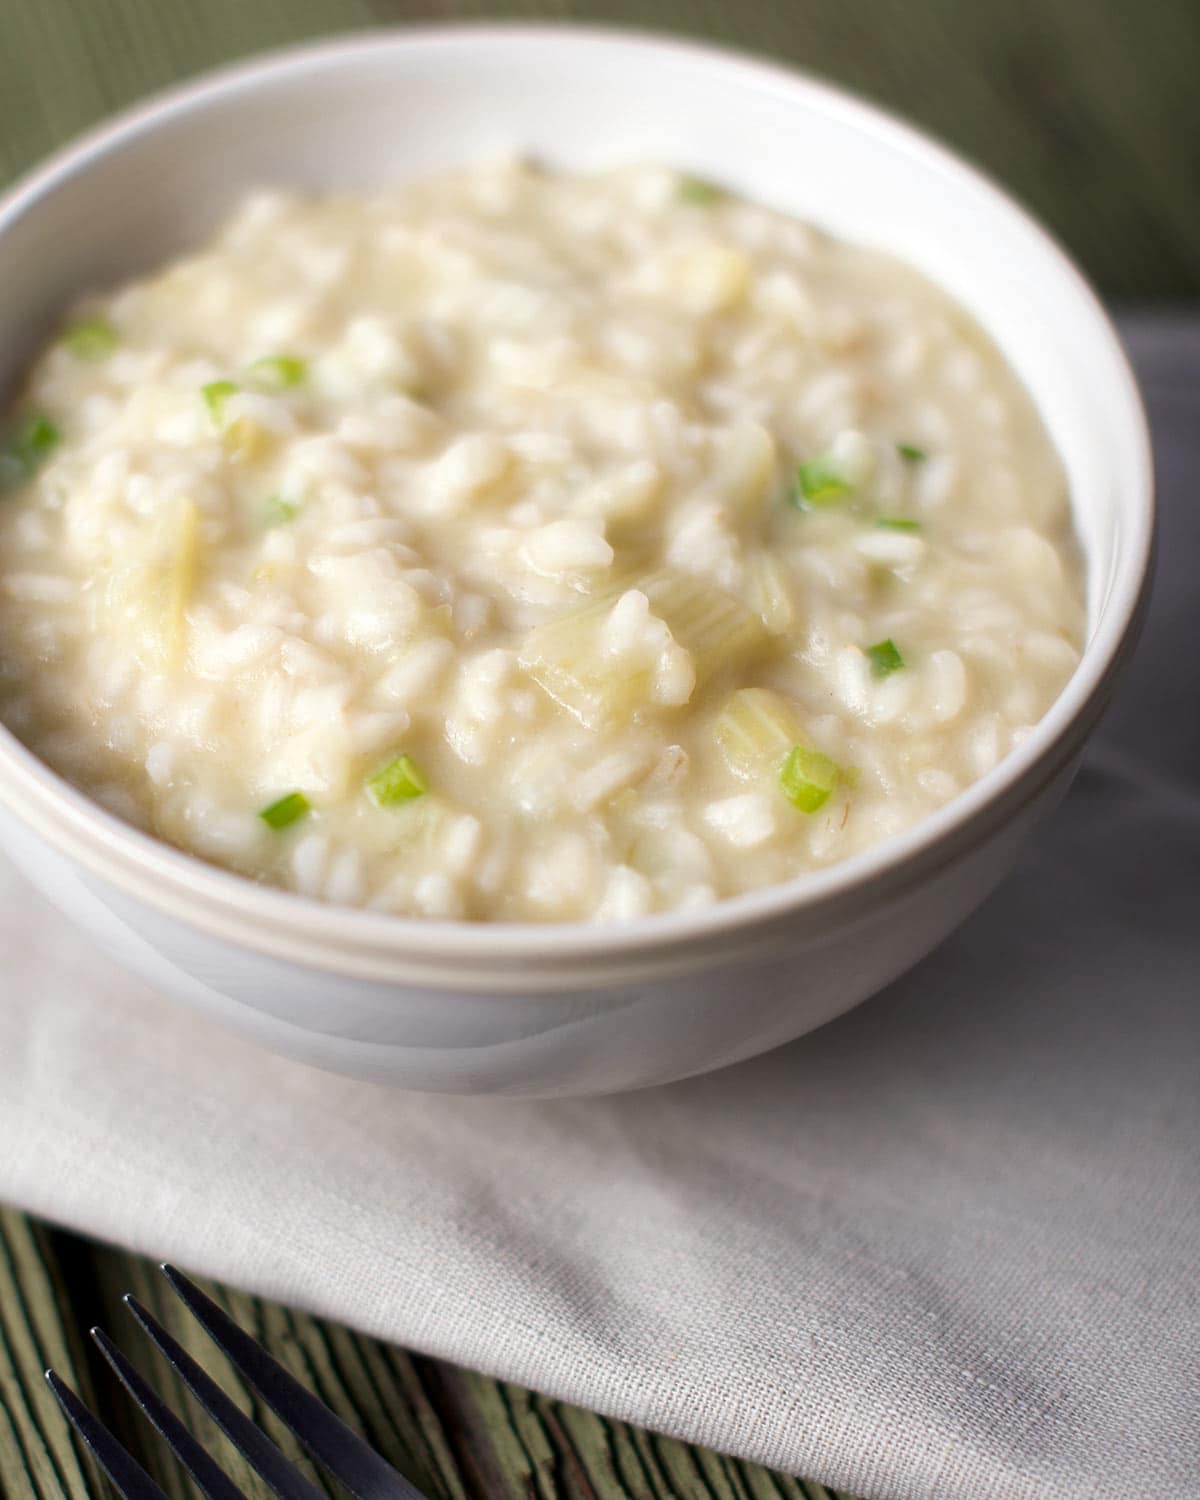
1 314 1197 1500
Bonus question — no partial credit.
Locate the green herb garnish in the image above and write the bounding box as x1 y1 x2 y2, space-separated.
64 317 119 360
259 791 311 830
780 746 840 814
897 442 927 462
264 495 300 527
789 456 850 509
678 175 723 205
17 414 58 460
865 638 905 677
366 754 428 808
251 355 307 390
875 517 923 533
0 413 61 490
202 380 239 424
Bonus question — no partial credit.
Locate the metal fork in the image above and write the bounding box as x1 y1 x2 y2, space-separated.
45 1263 429 1500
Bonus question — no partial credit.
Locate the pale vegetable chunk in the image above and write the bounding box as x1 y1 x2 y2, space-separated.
637 570 767 679
519 584 690 729
102 496 200 669
519 570 765 730
715 688 804 779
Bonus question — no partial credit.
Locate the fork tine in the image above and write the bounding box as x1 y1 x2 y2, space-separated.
45 1368 171 1500
160 1264 427 1500
91 1327 247 1500
123 1296 327 1500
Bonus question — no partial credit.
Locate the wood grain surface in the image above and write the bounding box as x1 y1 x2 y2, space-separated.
0 2 1191 1495
0 1209 857 1499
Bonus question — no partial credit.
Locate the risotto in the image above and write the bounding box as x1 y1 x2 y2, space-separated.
0 162 1085 922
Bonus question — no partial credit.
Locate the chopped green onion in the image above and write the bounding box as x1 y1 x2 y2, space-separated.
366 753 428 808
897 442 927 462
63 317 119 360
202 380 239 424
780 745 839 814
876 517 923 533
789 456 850 509
251 355 307 390
678 175 723 205
0 413 61 490
865 638 905 677
264 495 300 527
259 791 311 830
18 413 59 459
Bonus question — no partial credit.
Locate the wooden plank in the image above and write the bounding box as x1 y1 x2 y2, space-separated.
0 1210 862 1499
0 1213 107 1499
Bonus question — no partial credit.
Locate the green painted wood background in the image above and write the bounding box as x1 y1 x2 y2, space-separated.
0 2 1194 1496
1 0 1197 298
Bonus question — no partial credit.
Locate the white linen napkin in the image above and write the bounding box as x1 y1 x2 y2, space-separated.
1 313 1196 1500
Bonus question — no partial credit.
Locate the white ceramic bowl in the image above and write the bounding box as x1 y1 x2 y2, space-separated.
0 27 1152 1096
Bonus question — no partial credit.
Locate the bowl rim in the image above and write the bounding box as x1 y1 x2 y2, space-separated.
0 23 1155 986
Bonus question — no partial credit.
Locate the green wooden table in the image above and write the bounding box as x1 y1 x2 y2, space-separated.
1 3 1193 1496
0 1210 857 1499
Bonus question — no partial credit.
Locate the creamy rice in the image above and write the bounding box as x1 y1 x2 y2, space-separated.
0 162 1085 921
